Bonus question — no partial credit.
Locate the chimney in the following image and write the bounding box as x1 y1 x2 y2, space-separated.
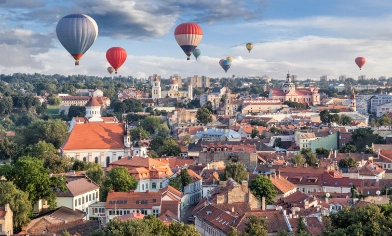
262 197 266 210
241 180 248 191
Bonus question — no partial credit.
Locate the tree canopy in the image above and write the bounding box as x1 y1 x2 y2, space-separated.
157 138 181 157
249 175 278 205
101 166 138 201
220 161 248 184
169 168 192 192
196 107 213 125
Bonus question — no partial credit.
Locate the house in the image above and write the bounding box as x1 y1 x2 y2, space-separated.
195 127 242 141
0 204 12 236
179 169 202 206
55 175 100 219
22 207 97 236
103 186 182 223
108 156 174 192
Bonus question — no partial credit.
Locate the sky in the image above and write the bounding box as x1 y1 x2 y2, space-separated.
1 0 392 80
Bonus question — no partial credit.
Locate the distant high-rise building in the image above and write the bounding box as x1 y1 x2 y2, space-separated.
148 74 161 85
291 75 297 81
320 75 327 82
358 75 366 80
190 75 210 88
339 75 346 81
170 74 182 88
379 76 386 80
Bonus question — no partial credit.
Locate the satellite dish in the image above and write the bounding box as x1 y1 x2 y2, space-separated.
376 190 381 196
326 193 330 198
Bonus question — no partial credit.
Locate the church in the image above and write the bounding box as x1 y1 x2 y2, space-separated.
152 77 193 101
269 73 320 106
61 96 149 167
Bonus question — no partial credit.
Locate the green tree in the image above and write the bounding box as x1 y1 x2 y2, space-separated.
276 228 290 236
251 127 259 139
339 144 357 153
319 110 331 123
297 216 310 236
149 136 165 153
0 157 67 208
130 127 150 141
249 175 278 205
1 118 14 131
44 154 72 174
338 157 358 168
300 148 319 166
0 181 32 230
47 96 61 105
243 215 268 236
168 221 201 236
196 107 213 125
273 137 283 148
0 138 17 160
101 166 138 201
340 114 353 125
350 128 385 152
141 116 162 134
86 163 104 186
291 153 306 166
379 113 391 126
316 147 329 156
67 105 86 118
269 126 279 134
220 161 248 184
61 231 71 236
157 138 181 157
157 123 169 138
169 168 192 192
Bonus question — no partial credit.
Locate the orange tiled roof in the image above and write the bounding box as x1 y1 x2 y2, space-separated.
62 123 125 150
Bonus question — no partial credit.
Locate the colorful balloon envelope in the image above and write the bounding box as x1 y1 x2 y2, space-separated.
355 57 366 70
56 14 98 65
107 67 115 74
106 47 127 74
226 56 233 63
174 23 203 60
219 59 224 66
193 49 201 60
246 43 253 53
221 60 231 73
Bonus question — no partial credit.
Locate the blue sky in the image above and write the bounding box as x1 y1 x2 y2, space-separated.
1 0 392 80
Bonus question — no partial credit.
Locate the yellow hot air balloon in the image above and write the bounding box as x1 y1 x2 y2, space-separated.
226 56 233 63
246 43 253 53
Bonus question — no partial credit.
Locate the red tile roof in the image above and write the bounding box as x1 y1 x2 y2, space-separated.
62 123 125 150
85 96 101 107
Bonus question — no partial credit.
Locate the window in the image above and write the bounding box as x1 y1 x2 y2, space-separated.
152 182 156 189
89 194 91 201
83 157 87 162
82 197 84 204
106 156 110 167
142 184 144 191
96 192 98 199
78 198 81 205
86 196 88 202
95 157 98 164
75 199 77 207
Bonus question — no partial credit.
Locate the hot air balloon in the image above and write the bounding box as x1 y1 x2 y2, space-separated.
56 14 98 65
219 59 224 66
106 47 127 74
246 43 253 53
221 60 231 73
226 56 233 63
193 49 201 60
174 23 203 60
355 57 366 70
107 67 115 74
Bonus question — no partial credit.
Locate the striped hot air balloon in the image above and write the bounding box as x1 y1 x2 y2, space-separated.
174 23 203 60
106 47 127 74
56 14 98 65
221 60 231 73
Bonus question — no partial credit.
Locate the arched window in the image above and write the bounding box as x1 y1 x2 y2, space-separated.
106 156 110 167
152 182 156 189
95 157 98 164
83 157 87 162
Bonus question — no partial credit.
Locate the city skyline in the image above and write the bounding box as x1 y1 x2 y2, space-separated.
1 0 392 79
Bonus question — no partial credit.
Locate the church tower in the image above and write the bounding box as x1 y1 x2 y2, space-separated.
132 129 147 158
170 79 178 91
224 87 233 116
351 89 356 112
282 72 295 94
152 76 161 99
124 119 131 148
85 96 103 122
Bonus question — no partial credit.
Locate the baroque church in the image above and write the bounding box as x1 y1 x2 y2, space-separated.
269 73 320 106
61 96 148 167
152 76 193 101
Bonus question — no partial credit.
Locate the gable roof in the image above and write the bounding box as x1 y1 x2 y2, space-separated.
62 123 125 150
56 176 100 197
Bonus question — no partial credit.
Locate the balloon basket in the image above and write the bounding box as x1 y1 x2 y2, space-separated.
75 61 80 66
187 58 190 60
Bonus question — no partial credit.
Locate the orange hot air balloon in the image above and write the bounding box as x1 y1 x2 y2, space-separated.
355 57 366 70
